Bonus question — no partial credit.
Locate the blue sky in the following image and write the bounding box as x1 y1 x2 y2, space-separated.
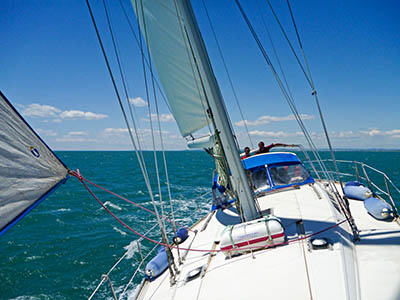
1 0 399 150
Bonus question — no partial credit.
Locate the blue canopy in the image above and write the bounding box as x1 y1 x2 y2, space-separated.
242 152 301 170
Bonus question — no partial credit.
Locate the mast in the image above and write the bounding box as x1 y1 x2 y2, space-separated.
134 0 258 221
179 1 258 221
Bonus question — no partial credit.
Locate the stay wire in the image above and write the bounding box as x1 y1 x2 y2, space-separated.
88 0 170 252
138 2 177 234
117 0 172 114
135 0 177 280
234 0 354 227
286 1 358 238
264 0 342 194
255 0 324 179
101 0 153 208
286 0 345 194
138 0 173 233
173 0 243 216
134 0 168 237
201 0 253 149
102 0 149 180
238 0 334 187
264 0 312 88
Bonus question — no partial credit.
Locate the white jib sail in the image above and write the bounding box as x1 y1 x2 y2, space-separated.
133 0 212 137
0 91 68 235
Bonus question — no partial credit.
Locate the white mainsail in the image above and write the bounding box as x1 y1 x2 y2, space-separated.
0 91 68 236
133 0 212 137
133 0 258 220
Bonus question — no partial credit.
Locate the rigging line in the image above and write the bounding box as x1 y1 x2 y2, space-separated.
173 0 245 218
68 171 191 231
235 0 333 184
134 0 169 238
286 0 313 86
285 0 345 195
264 0 341 194
101 0 154 216
102 0 149 182
139 0 177 234
86 0 157 228
234 0 330 181
262 0 332 177
72 171 348 253
90 0 170 255
137 0 167 225
119 243 159 299
264 0 312 88
135 0 177 282
255 0 324 180
200 0 254 149
117 0 172 114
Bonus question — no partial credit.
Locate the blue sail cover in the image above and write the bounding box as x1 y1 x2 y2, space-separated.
0 91 68 236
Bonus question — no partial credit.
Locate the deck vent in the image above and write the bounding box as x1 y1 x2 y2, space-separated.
309 238 331 250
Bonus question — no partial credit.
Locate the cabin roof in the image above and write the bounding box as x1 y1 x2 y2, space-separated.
242 152 300 170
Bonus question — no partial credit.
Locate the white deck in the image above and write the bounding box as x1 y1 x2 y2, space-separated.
135 182 400 300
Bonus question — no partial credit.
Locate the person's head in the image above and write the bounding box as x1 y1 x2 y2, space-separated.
258 141 265 150
244 147 250 155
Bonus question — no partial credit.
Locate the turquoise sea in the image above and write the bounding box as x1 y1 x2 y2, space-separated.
1 150 400 299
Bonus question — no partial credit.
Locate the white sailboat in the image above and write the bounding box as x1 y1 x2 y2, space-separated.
84 0 400 299
1 1 399 299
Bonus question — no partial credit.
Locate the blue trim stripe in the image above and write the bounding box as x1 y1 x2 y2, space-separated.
0 176 69 237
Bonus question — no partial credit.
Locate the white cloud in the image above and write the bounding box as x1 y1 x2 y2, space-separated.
143 113 175 123
59 110 107 120
359 129 400 138
249 130 289 138
55 131 95 143
235 114 314 127
129 97 148 107
22 104 61 117
104 128 129 134
360 129 382 136
21 103 108 121
330 131 360 138
36 129 58 137
103 127 169 136
67 131 88 136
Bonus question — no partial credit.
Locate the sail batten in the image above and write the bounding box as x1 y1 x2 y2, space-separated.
0 91 68 236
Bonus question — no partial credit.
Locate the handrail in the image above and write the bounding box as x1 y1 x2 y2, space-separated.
88 190 212 300
88 223 159 300
304 159 399 216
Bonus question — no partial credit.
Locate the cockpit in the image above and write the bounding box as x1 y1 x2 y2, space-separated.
242 152 314 193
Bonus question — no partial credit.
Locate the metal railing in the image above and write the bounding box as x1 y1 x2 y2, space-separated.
303 158 400 216
87 191 212 300
87 223 159 300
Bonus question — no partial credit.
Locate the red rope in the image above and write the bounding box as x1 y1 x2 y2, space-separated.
68 170 191 232
69 169 347 253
